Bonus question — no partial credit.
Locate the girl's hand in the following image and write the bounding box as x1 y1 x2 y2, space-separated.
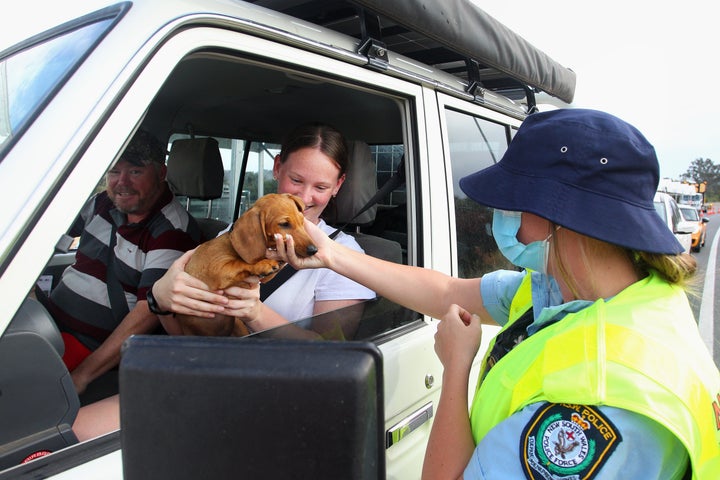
434 304 483 372
223 282 261 321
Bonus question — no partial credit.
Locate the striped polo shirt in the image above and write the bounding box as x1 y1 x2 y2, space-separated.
48 186 201 350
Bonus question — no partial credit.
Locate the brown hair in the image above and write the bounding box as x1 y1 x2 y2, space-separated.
278 122 349 176
279 122 348 222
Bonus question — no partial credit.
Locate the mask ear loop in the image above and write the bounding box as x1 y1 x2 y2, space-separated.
542 224 563 291
542 224 562 267
549 224 584 301
549 223 562 238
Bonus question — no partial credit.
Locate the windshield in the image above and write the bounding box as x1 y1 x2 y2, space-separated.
653 200 667 221
680 207 699 221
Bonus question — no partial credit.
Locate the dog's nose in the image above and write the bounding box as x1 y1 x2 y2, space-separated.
306 245 318 256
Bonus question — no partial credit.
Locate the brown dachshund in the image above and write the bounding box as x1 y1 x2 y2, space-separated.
175 193 317 337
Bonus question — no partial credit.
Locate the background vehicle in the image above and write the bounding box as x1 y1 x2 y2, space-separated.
658 178 704 210
653 192 694 254
679 205 709 252
0 0 575 478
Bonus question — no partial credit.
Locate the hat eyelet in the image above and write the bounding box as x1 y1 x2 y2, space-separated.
560 146 568 153
600 157 608 165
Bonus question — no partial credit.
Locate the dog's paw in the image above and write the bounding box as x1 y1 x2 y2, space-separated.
254 259 283 278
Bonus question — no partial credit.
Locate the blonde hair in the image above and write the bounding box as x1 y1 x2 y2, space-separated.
551 230 616 300
550 226 698 299
632 251 698 288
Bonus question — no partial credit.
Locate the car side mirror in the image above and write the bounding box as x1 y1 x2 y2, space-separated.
702 217 710 223
120 336 385 480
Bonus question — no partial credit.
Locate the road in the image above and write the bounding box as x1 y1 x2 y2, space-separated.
688 212 720 369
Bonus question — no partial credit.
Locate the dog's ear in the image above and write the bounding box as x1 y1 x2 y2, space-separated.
288 194 305 213
229 206 269 263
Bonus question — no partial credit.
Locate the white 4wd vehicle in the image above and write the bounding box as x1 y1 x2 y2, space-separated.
653 192 694 254
0 1 575 478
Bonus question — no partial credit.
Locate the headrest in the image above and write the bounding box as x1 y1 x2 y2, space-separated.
167 138 224 200
334 140 377 225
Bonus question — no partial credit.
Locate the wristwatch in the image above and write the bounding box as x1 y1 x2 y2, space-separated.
146 285 172 315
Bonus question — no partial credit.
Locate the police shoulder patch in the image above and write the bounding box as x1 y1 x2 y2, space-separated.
520 403 622 480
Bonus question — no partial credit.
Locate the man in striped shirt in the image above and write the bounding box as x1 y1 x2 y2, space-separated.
46 130 201 395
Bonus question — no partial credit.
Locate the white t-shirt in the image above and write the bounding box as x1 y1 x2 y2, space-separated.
264 219 376 321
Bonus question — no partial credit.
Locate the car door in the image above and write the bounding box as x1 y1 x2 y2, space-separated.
1 13 451 480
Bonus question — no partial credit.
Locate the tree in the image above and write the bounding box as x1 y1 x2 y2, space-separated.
681 158 720 201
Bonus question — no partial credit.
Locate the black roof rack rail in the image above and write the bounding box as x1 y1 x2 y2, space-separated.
249 0 576 105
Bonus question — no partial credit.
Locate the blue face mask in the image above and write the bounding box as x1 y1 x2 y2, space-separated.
491 209 553 273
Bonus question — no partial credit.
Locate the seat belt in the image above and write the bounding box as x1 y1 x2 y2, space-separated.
260 265 297 301
261 159 405 300
106 224 130 321
329 159 405 239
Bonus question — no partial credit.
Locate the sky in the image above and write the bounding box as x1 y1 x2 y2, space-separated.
475 0 718 180
2 1 716 180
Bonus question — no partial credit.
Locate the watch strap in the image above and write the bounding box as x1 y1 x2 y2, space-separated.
146 286 172 315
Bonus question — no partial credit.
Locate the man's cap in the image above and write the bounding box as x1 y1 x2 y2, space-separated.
120 129 167 167
459 108 683 254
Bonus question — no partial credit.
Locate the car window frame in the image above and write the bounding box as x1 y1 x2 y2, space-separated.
435 92 522 277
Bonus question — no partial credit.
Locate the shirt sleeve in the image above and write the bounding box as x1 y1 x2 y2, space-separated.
479 270 525 327
137 228 199 300
69 194 100 237
463 402 689 479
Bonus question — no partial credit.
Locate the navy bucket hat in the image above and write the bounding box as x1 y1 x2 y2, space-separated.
459 108 683 254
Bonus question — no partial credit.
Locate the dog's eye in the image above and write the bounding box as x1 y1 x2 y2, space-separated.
278 222 291 228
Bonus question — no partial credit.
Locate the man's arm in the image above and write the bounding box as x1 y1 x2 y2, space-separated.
70 301 158 395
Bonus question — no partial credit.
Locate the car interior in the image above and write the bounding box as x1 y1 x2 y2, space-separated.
1 44 422 469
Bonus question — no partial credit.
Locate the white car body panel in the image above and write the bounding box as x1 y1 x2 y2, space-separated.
0 0 566 477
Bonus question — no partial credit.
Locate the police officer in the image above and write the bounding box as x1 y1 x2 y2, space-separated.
272 109 720 479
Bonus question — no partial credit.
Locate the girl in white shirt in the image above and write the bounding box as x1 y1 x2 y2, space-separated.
151 122 374 334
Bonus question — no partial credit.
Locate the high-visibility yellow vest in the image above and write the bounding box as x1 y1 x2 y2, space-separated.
470 271 720 479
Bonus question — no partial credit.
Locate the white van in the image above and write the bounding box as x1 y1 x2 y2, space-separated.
653 192 694 254
0 1 575 478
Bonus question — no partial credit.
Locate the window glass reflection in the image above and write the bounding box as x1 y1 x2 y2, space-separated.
0 19 111 154
445 108 515 278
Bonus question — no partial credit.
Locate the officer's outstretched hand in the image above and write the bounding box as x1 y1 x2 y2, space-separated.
268 218 333 270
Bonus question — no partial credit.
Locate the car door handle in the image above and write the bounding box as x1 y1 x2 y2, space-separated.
385 402 433 448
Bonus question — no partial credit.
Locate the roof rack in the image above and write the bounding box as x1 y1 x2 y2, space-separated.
249 0 576 108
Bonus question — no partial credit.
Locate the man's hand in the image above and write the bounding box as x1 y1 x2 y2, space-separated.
71 370 91 395
69 301 159 395
152 249 229 318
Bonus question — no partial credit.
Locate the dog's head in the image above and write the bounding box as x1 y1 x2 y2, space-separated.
229 193 318 263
